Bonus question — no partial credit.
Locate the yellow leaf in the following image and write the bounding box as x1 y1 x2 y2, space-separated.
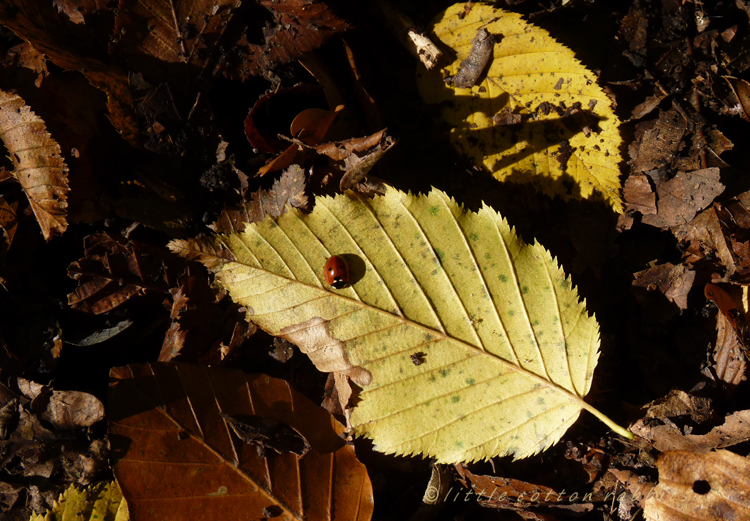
170 187 632 463
29 481 129 521
417 3 623 212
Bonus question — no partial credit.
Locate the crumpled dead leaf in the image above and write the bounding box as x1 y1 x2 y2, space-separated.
67 232 176 314
17 377 104 430
640 168 724 228
211 164 309 234
644 450 750 521
632 263 695 311
629 108 687 174
673 205 735 275
631 408 750 453
218 0 350 81
0 90 69 241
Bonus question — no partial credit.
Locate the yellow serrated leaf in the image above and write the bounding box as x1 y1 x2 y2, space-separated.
29 481 129 521
170 187 632 464
417 3 623 212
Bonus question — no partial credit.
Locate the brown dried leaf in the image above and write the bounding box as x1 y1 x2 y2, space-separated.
67 232 176 314
641 168 724 228
212 165 308 234
219 0 350 81
111 0 238 70
0 197 18 258
53 0 114 24
673 206 735 274
39 390 105 430
643 390 714 423
632 263 695 311
630 89 668 120
109 362 373 521
631 408 750 453
705 311 747 388
623 174 657 215
454 463 594 515
5 43 48 87
609 469 654 509
290 105 344 145
0 90 69 241
644 450 750 521
724 76 750 121
629 108 687 173
339 135 396 192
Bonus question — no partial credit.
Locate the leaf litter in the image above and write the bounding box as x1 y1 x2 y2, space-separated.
3 0 750 519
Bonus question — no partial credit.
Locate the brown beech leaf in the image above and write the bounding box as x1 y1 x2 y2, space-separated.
219 0 350 81
644 450 750 521
0 90 69 241
109 362 373 521
211 164 308 234
67 232 176 314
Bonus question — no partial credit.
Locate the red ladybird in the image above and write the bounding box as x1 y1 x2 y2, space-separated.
324 255 349 289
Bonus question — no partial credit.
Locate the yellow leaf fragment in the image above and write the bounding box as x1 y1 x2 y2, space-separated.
170 187 632 463
0 90 69 240
417 3 623 212
30 481 129 521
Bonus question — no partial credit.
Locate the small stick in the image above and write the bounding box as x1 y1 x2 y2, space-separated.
451 27 495 88
375 0 443 70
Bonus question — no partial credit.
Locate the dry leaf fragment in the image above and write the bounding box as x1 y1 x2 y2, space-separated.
703 284 747 387
5 43 48 87
673 206 735 275
67 232 175 314
629 108 687 174
644 450 750 521
211 164 308 233
0 90 69 241
641 168 724 228
111 0 238 69
0 197 18 259
219 0 350 81
623 174 657 215
632 263 695 311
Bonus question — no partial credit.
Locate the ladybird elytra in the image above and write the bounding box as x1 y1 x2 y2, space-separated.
324 255 349 289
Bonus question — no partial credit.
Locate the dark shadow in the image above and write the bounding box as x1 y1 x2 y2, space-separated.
339 254 366 286
423 71 616 205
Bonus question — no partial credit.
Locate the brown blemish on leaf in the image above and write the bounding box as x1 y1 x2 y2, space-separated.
280 317 372 386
